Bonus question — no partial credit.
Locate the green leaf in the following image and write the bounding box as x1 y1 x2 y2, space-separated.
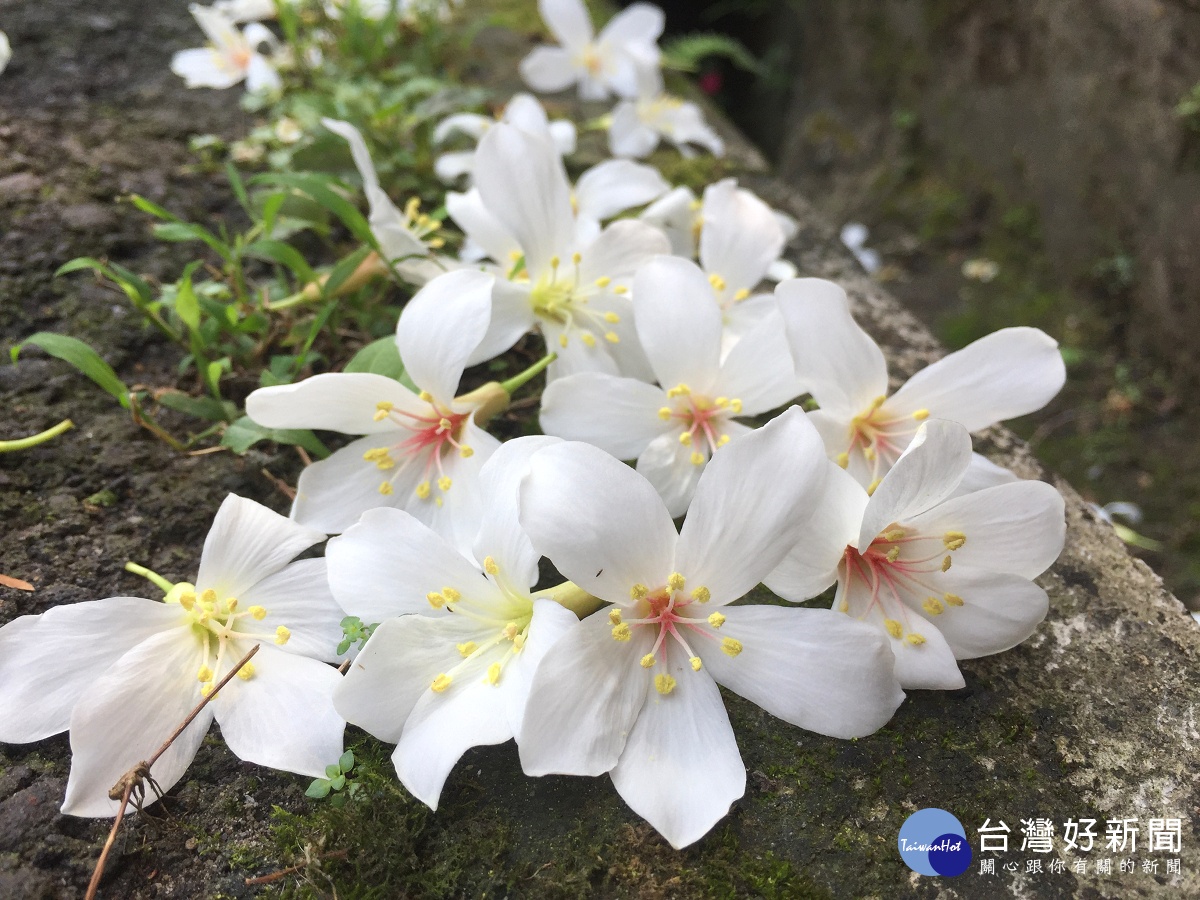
155 391 237 422
128 194 181 222
661 33 766 76
339 750 355 773
225 162 252 217
220 416 330 457
329 774 346 791
243 239 317 285
205 360 225 397
174 264 202 333
321 244 372 299
260 191 287 237
305 779 332 799
329 792 348 808
55 256 109 277
12 333 130 409
325 763 342 779
251 172 379 250
152 223 231 262
344 335 406 379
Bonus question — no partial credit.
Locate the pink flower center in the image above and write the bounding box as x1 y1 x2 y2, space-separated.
363 398 474 503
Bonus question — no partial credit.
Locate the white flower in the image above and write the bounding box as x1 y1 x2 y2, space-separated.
520 0 663 101
328 437 580 808
637 180 801 353
516 410 905 849
778 278 1067 490
432 92 577 185
213 0 280 23
767 419 1066 690
608 65 724 160
0 495 347 816
171 4 280 93
322 118 452 285
540 256 798 515
447 123 670 380
245 270 502 546
839 222 881 274
0 31 11 76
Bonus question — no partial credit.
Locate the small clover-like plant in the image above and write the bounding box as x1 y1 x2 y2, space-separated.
306 750 360 809
337 616 376 656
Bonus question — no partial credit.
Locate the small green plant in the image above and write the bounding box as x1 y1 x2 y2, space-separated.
307 750 361 808
1174 83 1200 131
337 616 377 655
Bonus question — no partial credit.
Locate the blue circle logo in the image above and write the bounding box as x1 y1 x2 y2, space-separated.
898 808 972 876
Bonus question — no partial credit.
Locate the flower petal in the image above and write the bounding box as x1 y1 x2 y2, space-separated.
518 609 652 776
410 420 500 558
632 256 723 394
714 300 799 413
171 48 243 89
776 278 888 415
640 186 698 258
574 160 669 226
949 452 1021 499
62 627 213 817
445 189 521 265
245 372 424 435
886 327 1066 432
858 420 973 549
519 441 678 603
578 218 672 283
197 494 326 600
538 0 593 48
635 430 707 518
238 558 345 662
213 645 344 778
676 407 829 605
904 479 1066 580
326 506 498 622
474 124 574 277
0 598 184 743
504 598 581 738
541 372 668 460
433 112 492 146
332 615 484 743
470 277 537 365
518 46 580 94
608 664 743 849
698 180 784 298
396 269 494 405
473 435 563 592
599 2 664 45
927 565 1050 659
608 101 659 158
699 606 904 738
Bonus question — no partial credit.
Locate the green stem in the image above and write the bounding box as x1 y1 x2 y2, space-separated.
500 353 557 395
0 419 74 453
534 581 606 619
124 561 175 595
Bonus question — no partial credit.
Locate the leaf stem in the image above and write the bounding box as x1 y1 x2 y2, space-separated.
0 419 74 453
500 352 556 395
123 562 175 595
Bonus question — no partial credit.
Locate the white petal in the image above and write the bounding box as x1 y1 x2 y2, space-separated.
246 371 424 435
858 420 973 549
469 277 537 365
929 566 1050 659
698 180 784 299
237 558 345 662
905 480 1066 580
213 646 344 777
775 278 888 415
632 256 722 394
766 259 798 281
949 452 1021 498
676 408 828 605
764 461 866 601
519 46 580 94
409 420 500 558
518 610 652 776
502 92 552 136
548 120 577 155
577 218 672 283
191 3 243 49
474 124 574 277
639 186 698 258
609 664 743 849
574 160 669 225
714 301 799 413
599 2 664 45
540 373 668 459
608 101 659 158
701 605 904 737
62 628 212 817
635 430 707 518
171 48 243 89
326 506 497 622
435 151 476 184
197 494 326 600
245 53 280 93
323 117 382 195
0 599 183 743
886 327 1066 431
396 269 494 405
473 435 563 591
333 615 482 742
519 442 677 603
538 0 593 48
433 112 492 146
504 599 580 739
446 189 521 264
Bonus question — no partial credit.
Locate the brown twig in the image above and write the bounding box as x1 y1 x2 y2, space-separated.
84 644 261 900
261 467 297 501
243 849 349 886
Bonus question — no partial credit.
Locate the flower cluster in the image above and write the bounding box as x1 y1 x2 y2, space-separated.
3 0 1070 852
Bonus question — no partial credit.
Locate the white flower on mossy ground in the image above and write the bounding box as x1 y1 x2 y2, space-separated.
171 4 280 93
246 270 506 547
516 410 905 849
213 0 279 23
0 31 11 76
328 436 584 809
778 278 1067 491
766 419 1066 690
520 0 663 101
447 124 670 380
640 179 799 326
322 118 452 285
608 65 724 160
0 495 347 817
540 256 798 515
432 92 577 185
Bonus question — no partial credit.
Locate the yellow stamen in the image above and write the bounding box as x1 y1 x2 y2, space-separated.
431 674 452 693
640 653 656 669
487 662 501 685
942 555 953 572
667 383 690 398
708 612 726 628
654 674 677 695
225 598 238 612
690 451 705 466
484 556 498 575
415 481 431 500
883 529 906 541
604 332 620 344
611 623 632 641
443 588 461 602
580 332 596 348
944 592 964 607
689 656 702 672
838 599 850 612
667 572 685 592
249 605 267 620
197 665 213 683
558 333 568 348
906 633 927 646
630 583 649 600
200 684 213 697
943 531 967 551
238 663 255 681
275 626 291 645
733 288 750 302
604 312 620 323
437 476 453 492
178 592 196 611
379 481 394 496
835 452 850 469
912 408 930 421
456 641 477 657
885 547 900 563
571 252 581 265
200 589 217 606
419 391 433 403
658 407 673 420
729 399 743 414
613 285 628 295
717 434 730 446
427 591 446 609
502 622 519 640
721 638 743 657
866 478 882 496
679 431 693 446
608 609 623 625
884 619 903 639
691 586 711 604
922 597 945 616
595 276 611 288
460 445 474 458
